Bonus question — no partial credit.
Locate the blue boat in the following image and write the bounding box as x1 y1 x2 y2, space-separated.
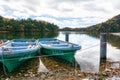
0 39 40 72
10 39 37 46
0 40 11 47
39 38 81 62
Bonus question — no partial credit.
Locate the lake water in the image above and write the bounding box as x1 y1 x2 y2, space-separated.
0 31 120 77
56 31 120 73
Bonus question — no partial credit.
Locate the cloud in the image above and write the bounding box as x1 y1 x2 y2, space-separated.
110 0 120 10
0 6 5 15
84 4 108 13
52 0 93 4
35 16 98 28
0 0 120 28
35 16 61 25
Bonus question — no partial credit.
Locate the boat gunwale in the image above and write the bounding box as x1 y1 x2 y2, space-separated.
39 38 81 50
1 45 40 56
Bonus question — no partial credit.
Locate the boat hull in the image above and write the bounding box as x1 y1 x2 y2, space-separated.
41 47 76 63
39 38 81 63
0 39 40 72
0 49 39 72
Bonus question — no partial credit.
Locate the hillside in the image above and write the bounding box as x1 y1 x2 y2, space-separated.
60 14 120 33
0 16 59 32
86 14 120 33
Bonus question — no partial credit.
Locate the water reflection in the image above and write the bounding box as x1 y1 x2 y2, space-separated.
108 34 120 49
107 44 120 61
57 31 120 73
38 58 49 72
75 46 100 73
0 32 58 39
0 31 120 75
109 62 120 69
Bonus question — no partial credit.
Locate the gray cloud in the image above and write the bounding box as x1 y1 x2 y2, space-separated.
4 0 10 2
60 8 73 12
55 0 94 3
0 0 119 28
23 0 40 12
114 2 120 10
49 0 94 8
116 6 120 10
22 4 37 12
51 4 74 12
84 3 109 13
24 0 40 6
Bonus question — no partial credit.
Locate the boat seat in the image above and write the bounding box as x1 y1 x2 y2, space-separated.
41 41 59 44
11 42 36 46
52 43 69 47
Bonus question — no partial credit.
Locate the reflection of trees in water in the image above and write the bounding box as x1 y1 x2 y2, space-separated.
108 34 120 49
86 33 100 38
0 32 58 39
86 33 120 49
61 31 86 34
77 60 99 73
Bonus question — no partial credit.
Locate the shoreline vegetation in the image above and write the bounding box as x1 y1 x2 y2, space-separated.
0 16 59 33
0 31 59 39
0 14 120 79
60 14 120 33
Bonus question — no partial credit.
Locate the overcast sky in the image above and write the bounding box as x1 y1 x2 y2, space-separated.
0 0 120 28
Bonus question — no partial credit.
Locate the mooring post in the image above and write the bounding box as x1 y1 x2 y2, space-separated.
99 33 107 73
100 33 107 62
65 33 69 42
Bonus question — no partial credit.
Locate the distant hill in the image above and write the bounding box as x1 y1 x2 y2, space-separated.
86 14 120 33
60 14 120 33
59 27 86 32
0 16 59 32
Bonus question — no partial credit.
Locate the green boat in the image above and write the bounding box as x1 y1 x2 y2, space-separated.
39 38 81 63
0 39 40 72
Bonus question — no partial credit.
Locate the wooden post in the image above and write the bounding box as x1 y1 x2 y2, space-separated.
99 33 107 75
65 33 69 42
100 33 107 62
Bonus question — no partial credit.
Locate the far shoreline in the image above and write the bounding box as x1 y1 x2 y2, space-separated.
111 32 120 37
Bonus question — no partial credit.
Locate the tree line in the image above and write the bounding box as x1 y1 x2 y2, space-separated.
0 16 59 33
60 14 120 33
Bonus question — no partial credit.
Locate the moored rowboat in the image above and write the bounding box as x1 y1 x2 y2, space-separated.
0 40 11 47
0 39 40 72
39 38 81 62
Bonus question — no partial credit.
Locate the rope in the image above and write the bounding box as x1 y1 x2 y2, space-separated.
0 39 108 60
78 43 100 53
1 43 100 61
78 41 107 53
0 54 65 61
0 40 107 75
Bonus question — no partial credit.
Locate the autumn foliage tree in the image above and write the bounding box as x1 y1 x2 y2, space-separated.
0 16 59 33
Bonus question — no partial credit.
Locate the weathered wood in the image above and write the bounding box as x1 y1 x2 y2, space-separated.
99 33 107 72
65 33 69 42
100 33 107 61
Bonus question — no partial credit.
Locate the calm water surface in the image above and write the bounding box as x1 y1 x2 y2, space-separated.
0 31 120 76
56 31 120 73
